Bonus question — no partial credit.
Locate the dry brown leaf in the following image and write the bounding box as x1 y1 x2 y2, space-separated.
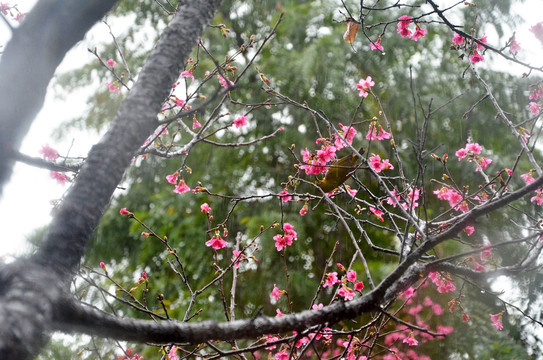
343 20 359 44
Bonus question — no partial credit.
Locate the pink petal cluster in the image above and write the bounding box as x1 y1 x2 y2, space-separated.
173 179 190 194
180 68 194 81
300 145 334 175
397 15 427 41
337 285 355 300
323 272 339 287
200 203 212 213
39 144 58 160
531 188 543 206
106 82 120 94
356 76 375 98
530 22 543 47
370 38 384 51
218 74 234 88
386 187 421 211
455 143 492 172
489 312 504 330
270 284 283 301
428 272 456 293
231 250 246 269
273 223 297 251
193 116 202 129
369 154 394 173
365 122 391 141
402 333 419 346
205 235 228 250
510 37 521 54
334 122 357 150
299 203 308 216
529 102 541 115
50 171 68 186
469 50 484 63
369 206 384 222
278 189 292 202
107 58 116 67
233 114 248 128
452 33 464 45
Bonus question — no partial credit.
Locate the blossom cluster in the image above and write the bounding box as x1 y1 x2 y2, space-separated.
397 15 427 42
273 223 297 252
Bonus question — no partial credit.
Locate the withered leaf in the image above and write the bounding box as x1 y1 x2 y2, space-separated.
343 20 359 44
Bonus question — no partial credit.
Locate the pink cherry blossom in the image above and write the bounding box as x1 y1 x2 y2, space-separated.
233 115 248 128
192 117 202 129
271 284 283 301
173 179 190 194
106 82 121 94
432 303 444 315
274 351 289 360
168 346 179 360
324 272 339 287
464 225 475 236
529 102 541 115
397 15 413 38
337 285 355 300
205 235 228 250
411 25 427 41
401 287 415 299
231 250 245 269
476 157 492 172
50 171 68 185
510 37 521 54
403 333 418 346
299 203 308 216
465 142 482 154
530 188 543 206
39 144 58 160
429 272 456 293
530 22 543 47
0 3 9 15
480 245 492 261
166 172 178 184
476 33 488 50
120 208 130 215
317 145 337 163
469 50 484 63
107 58 116 67
273 234 287 251
346 270 357 282
200 203 212 213
489 312 504 330
180 68 194 81
370 38 384 51
369 206 384 222
218 74 234 88
354 281 364 291
455 147 467 160
278 189 292 202
356 76 375 98
452 33 464 45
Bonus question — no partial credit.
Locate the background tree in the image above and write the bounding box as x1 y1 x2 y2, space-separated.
1 0 543 359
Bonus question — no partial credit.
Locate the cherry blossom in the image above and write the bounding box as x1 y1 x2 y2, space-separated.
397 15 413 38
530 188 543 206
166 172 178 184
180 68 194 81
403 333 418 346
200 203 212 213
278 189 292 202
50 171 68 185
107 58 116 67
119 208 130 215
173 179 190 194
529 102 541 115
233 115 248 128
356 76 375 98
530 22 543 47
469 50 484 63
411 25 427 41
270 284 283 301
369 206 384 222
39 144 58 160
452 33 464 45
489 312 504 330
323 272 339 287
346 270 357 282
106 82 121 94
510 37 521 54
205 235 228 250
370 38 384 51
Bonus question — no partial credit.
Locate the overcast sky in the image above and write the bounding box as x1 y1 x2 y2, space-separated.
0 1 542 260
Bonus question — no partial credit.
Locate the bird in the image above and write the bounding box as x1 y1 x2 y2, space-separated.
316 147 365 192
